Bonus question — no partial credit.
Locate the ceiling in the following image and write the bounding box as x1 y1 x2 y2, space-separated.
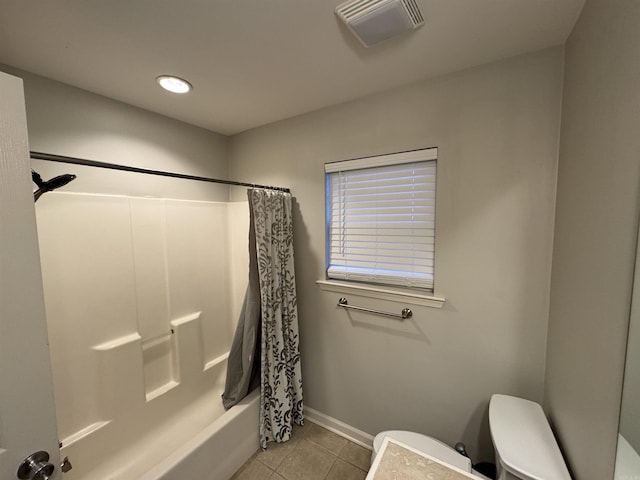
0 0 584 136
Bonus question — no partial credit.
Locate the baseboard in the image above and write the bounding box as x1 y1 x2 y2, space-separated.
304 406 374 450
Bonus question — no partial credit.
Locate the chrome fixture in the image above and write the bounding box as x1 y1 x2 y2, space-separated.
337 297 412 319
60 456 73 473
17 451 55 480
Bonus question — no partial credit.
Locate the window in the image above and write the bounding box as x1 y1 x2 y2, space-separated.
325 148 437 292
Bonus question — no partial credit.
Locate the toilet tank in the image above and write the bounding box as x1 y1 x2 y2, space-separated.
489 394 571 480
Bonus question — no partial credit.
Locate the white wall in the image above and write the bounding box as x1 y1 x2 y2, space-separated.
544 1 640 478
14 35 636 473
229 47 564 461
0 65 229 201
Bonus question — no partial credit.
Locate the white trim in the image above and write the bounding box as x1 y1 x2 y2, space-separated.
170 311 202 327
146 380 179 402
92 332 142 351
60 420 111 448
316 280 445 308
204 352 229 371
324 147 438 172
304 406 374 450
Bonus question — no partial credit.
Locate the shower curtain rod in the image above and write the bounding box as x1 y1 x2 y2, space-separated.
30 151 291 193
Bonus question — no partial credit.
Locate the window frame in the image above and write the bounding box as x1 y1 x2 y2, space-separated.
323 147 439 297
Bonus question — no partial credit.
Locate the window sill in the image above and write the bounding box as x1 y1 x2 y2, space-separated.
316 280 445 309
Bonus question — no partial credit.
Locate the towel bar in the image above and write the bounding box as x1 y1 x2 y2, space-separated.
337 297 412 320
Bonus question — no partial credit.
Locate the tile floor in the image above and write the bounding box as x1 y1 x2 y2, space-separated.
231 421 371 480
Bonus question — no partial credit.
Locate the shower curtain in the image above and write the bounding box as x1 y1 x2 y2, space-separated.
223 188 303 449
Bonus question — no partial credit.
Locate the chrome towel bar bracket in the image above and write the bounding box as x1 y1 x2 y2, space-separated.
337 297 412 320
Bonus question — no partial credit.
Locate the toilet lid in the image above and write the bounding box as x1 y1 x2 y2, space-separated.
373 431 472 472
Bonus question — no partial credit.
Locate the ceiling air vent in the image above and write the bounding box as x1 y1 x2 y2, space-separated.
335 0 424 48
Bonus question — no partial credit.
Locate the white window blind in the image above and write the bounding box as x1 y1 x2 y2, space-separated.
325 148 437 291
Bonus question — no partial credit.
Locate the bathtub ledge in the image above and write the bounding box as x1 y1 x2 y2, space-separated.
61 420 111 448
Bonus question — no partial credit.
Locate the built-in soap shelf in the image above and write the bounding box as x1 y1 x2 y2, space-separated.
145 380 179 402
60 420 111 448
92 332 142 352
204 351 230 371
142 331 178 402
60 312 230 447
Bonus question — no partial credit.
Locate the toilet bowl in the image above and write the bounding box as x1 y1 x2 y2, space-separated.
372 394 571 480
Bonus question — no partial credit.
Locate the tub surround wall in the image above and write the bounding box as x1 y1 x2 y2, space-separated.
229 47 564 462
227 202 251 321
544 0 640 478
36 192 249 479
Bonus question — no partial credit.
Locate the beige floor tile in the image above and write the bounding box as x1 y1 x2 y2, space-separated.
325 459 367 480
305 424 348 454
230 459 274 480
234 421 371 480
291 420 312 440
255 438 301 470
338 442 372 471
276 439 336 480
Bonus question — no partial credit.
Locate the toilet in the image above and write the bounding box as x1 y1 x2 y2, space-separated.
372 394 571 479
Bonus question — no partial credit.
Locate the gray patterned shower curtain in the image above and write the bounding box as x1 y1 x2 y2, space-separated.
222 188 304 449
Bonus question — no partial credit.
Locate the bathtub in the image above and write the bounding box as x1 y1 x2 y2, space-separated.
61 383 260 480
139 389 260 480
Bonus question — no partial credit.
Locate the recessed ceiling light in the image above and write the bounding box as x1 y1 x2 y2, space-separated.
156 75 192 94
